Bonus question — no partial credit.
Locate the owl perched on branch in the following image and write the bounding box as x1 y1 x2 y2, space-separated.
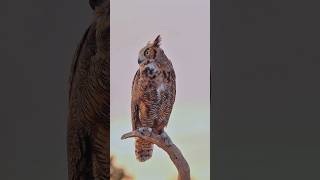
131 35 176 162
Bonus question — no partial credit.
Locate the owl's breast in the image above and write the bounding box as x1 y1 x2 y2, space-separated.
156 83 166 100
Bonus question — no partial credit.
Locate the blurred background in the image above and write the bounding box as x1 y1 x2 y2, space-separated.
111 0 210 179
0 0 92 179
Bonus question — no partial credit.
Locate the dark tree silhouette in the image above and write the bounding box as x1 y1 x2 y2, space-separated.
67 0 110 179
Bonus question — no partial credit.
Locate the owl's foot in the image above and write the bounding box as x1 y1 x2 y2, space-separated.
160 131 173 146
138 127 152 137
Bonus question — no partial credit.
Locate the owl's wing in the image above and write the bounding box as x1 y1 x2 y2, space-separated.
156 68 176 131
68 24 96 179
68 25 92 100
131 70 141 130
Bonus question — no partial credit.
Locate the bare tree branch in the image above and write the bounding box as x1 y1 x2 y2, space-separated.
121 130 190 180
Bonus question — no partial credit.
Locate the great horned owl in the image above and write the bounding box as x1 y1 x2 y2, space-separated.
67 0 110 179
131 35 176 162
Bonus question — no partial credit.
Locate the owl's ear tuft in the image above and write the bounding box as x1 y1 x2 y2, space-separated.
153 35 161 47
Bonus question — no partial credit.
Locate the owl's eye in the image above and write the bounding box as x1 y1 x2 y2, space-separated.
144 49 150 56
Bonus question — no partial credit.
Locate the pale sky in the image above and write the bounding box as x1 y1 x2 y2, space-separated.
110 0 210 179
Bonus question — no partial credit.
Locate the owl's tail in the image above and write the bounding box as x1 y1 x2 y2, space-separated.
135 138 153 162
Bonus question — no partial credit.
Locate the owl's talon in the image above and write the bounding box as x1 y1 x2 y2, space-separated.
160 131 173 146
160 132 167 138
137 127 152 137
138 127 144 133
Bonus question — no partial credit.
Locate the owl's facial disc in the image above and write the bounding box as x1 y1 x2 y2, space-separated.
138 47 157 65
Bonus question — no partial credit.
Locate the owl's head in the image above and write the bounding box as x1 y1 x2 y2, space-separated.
137 35 164 66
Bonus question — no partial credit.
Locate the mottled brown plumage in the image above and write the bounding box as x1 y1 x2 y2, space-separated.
131 35 176 162
67 1 109 179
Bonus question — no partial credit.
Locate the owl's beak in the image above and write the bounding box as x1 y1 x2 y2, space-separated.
138 58 143 64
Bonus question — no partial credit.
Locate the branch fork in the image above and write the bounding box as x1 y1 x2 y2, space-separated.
121 128 190 180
